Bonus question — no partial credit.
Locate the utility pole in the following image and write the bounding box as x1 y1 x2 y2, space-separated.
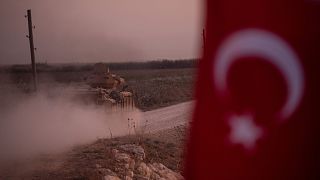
202 28 206 51
26 9 37 91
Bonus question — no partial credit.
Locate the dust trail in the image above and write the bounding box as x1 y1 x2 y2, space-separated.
0 86 141 161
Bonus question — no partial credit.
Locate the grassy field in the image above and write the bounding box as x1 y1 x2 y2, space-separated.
0 67 196 111
115 68 195 111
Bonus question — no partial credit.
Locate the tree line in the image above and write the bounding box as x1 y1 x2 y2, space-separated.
1 59 198 73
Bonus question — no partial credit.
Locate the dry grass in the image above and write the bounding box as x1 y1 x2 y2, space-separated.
115 68 195 111
2 68 195 111
0 126 187 179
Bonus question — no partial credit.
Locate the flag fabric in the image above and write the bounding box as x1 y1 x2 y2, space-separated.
185 0 320 179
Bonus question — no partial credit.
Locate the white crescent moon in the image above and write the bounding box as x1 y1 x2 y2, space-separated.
214 29 304 120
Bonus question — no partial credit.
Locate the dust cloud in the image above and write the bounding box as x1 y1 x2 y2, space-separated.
0 87 142 161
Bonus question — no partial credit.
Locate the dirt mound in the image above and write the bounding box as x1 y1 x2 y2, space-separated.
0 128 186 179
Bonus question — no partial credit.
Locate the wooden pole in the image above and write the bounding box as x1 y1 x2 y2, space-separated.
27 9 37 91
202 28 206 51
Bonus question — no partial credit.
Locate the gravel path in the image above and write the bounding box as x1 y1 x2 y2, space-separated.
142 101 194 132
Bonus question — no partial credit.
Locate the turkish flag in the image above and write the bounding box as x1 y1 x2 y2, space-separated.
185 0 320 179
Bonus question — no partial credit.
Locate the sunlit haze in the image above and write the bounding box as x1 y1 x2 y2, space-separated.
0 0 203 64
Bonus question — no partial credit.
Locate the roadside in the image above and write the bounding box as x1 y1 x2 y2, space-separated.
0 101 193 180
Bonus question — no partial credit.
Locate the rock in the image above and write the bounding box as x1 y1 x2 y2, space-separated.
108 146 183 180
137 162 152 178
114 152 132 163
136 162 184 180
96 164 115 176
127 170 134 178
149 163 166 171
150 172 161 180
134 174 149 180
106 169 114 174
128 158 135 170
112 149 119 155
96 164 102 168
97 168 114 176
120 156 135 170
119 144 145 160
104 175 121 180
148 163 184 180
114 167 121 172
124 163 130 169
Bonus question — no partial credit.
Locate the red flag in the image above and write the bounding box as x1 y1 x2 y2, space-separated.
185 0 320 179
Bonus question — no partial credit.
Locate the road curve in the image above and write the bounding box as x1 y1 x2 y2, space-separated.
142 101 194 132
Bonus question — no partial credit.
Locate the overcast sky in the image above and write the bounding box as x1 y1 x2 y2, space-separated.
0 0 203 64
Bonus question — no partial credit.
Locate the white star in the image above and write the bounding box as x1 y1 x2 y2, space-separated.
228 114 263 150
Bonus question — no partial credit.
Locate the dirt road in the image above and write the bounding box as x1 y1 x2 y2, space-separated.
141 101 194 132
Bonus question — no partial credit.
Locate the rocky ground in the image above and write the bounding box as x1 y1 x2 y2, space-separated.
0 125 187 180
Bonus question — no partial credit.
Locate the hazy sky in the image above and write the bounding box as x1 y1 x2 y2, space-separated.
0 0 203 64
